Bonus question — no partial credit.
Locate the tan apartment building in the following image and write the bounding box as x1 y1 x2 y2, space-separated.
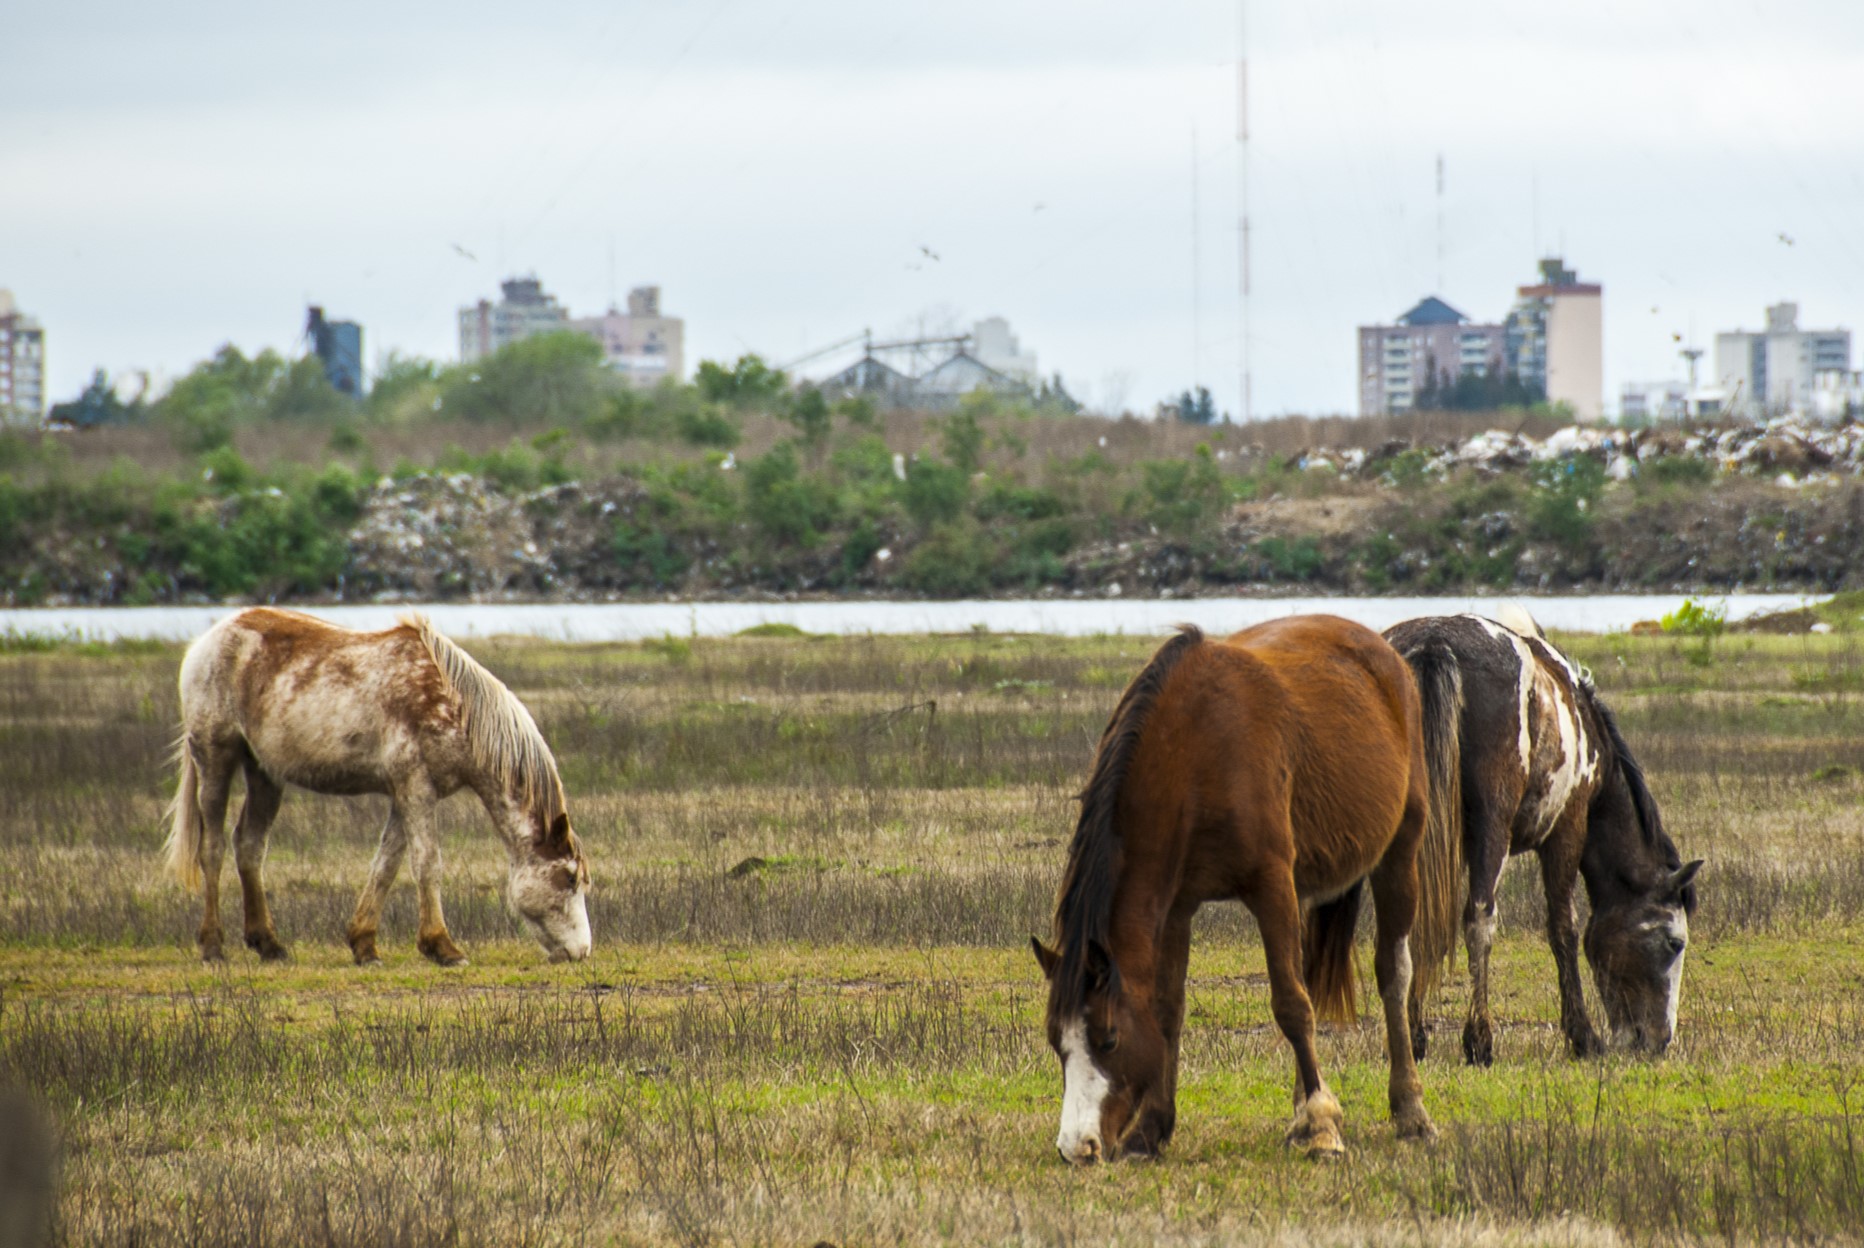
1505 258 1602 422
0 289 45 426
570 286 685 388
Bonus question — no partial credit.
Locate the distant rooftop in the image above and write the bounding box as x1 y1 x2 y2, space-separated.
1396 296 1467 326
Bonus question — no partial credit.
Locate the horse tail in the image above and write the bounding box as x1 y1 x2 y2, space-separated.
162 737 204 892
1404 640 1466 1006
1303 881 1363 1024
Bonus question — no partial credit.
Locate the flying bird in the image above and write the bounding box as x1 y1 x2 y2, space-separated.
450 243 478 261
1033 202 1047 213
1778 232 1795 246
918 244 941 262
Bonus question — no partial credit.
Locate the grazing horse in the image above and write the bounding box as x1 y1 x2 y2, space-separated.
1032 616 1435 1164
163 608 592 966
1387 610 1702 1063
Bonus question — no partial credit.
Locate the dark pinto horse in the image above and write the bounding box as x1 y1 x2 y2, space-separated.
1032 616 1436 1164
1387 610 1702 1064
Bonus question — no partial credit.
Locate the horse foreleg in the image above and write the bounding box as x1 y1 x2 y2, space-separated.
405 793 467 967
1538 813 1604 1059
1249 869 1344 1161
1370 844 1436 1141
193 749 238 962
1143 904 1196 1151
233 762 287 961
347 806 408 965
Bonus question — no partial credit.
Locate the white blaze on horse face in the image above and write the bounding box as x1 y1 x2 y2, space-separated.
1656 906 1688 1038
1056 1017 1111 1162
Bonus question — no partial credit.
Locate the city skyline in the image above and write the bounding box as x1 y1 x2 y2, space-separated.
6 0 1864 417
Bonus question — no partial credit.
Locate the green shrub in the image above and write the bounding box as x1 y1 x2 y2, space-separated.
1134 445 1227 538
1525 457 1606 550
439 332 607 425
610 520 690 588
902 457 969 529
899 523 992 596
744 443 838 546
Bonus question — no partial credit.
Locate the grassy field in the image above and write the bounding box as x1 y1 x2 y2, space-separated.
3 621 1863 1245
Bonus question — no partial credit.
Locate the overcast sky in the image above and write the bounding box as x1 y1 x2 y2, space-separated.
6 0 1864 417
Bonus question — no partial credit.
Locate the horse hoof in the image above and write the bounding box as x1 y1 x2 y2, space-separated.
246 934 289 962
1462 1021 1494 1067
1569 1030 1605 1060
419 936 469 967
1303 1136 1347 1163
1395 1111 1438 1142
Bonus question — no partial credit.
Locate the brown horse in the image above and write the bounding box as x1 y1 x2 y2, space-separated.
163 608 591 966
1389 610 1702 1063
1032 616 1435 1164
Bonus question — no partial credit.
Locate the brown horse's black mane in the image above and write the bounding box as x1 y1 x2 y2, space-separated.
1589 688 1696 911
1049 624 1204 1014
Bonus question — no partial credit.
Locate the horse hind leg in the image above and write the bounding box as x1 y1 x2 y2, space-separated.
347 805 409 965
1370 842 1437 1141
233 760 288 961
1248 867 1345 1161
1461 801 1509 1067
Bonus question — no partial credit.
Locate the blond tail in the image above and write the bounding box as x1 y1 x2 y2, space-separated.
162 738 204 893
1404 642 1466 1006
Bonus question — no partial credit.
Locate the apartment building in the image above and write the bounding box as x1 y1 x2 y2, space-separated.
1714 302 1851 419
570 285 685 387
1357 296 1504 415
0 289 45 426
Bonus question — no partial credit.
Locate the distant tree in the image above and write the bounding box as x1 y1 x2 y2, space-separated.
366 352 443 421
1414 357 1545 411
1172 386 1217 424
49 369 140 428
695 354 788 408
438 331 607 425
1035 373 1082 416
783 386 832 457
940 407 986 474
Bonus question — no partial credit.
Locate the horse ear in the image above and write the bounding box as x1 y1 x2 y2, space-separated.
1664 859 1703 907
1030 936 1059 980
1085 938 1120 994
537 812 571 849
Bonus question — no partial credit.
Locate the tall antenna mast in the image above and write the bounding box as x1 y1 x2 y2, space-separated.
1435 153 1445 293
1192 125 1201 397
1236 0 1251 422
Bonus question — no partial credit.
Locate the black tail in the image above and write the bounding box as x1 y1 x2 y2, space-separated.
1303 881 1363 1023
1403 641 1466 1006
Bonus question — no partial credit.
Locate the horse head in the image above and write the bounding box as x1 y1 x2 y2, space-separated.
507 809 592 963
1032 936 1173 1164
1583 858 1702 1054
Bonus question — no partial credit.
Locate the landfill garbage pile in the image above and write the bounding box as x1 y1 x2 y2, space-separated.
342 474 680 601
1289 418 1864 488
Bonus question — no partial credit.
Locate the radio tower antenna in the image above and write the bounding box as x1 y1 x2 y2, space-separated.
1435 153 1445 293
1236 0 1252 422
1192 125 1201 396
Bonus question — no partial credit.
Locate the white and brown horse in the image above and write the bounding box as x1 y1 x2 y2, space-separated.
1389 609 1702 1062
164 608 591 965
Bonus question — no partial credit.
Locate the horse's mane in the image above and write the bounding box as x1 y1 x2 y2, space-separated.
402 614 566 822
1588 689 1695 909
1048 625 1203 1015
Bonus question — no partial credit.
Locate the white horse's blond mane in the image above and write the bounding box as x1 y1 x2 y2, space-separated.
401 614 566 821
